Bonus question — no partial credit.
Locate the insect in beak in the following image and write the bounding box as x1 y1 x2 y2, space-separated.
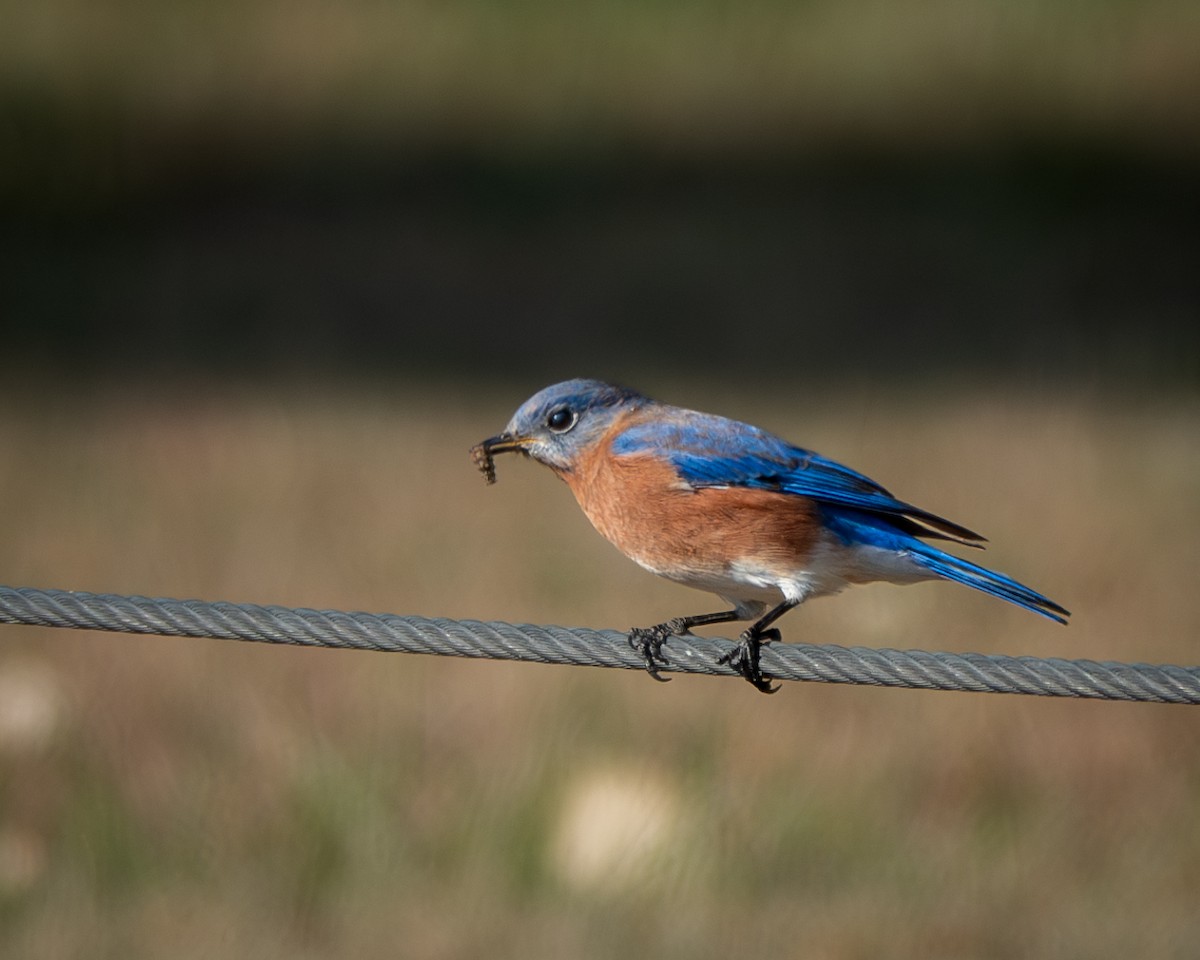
469 433 528 484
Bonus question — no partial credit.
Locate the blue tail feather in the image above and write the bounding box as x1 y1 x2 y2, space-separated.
906 544 1070 624
823 508 1070 624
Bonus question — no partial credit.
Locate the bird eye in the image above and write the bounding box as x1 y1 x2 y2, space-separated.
546 407 577 433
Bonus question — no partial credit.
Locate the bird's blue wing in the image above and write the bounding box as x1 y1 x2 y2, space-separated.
612 409 984 543
612 410 897 501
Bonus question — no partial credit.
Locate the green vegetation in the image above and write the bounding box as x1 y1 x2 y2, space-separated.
0 383 1197 957
5 0 1200 202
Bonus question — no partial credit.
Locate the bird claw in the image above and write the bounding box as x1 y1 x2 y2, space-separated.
628 620 689 682
718 628 781 694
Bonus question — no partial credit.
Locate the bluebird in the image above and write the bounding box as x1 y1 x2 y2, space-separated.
472 379 1069 693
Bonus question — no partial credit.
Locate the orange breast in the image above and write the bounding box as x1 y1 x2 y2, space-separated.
560 433 824 579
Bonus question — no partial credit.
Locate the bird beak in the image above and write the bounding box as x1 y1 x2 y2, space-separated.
470 432 530 484
478 432 529 457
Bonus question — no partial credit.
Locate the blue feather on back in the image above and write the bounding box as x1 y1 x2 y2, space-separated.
612 410 982 541
612 416 882 491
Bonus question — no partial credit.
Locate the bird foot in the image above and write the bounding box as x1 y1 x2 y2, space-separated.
627 617 692 682
718 627 781 694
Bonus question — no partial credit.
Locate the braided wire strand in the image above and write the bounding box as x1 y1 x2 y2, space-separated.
0 585 1196 703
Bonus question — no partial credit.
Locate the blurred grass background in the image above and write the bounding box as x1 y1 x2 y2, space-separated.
0 388 1198 957
2 1 1200 957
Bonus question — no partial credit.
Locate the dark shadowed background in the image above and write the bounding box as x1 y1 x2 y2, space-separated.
1 2 1198 957
4 0 1199 387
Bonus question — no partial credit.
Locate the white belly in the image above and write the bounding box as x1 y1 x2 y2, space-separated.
634 535 933 615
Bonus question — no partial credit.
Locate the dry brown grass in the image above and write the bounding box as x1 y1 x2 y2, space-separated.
0 381 1197 958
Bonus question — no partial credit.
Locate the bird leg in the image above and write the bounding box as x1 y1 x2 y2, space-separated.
718 599 799 694
628 609 742 682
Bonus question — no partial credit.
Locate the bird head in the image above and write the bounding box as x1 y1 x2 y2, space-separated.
475 379 648 476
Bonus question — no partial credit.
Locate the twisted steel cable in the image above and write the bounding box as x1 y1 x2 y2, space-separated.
0 585 1196 703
